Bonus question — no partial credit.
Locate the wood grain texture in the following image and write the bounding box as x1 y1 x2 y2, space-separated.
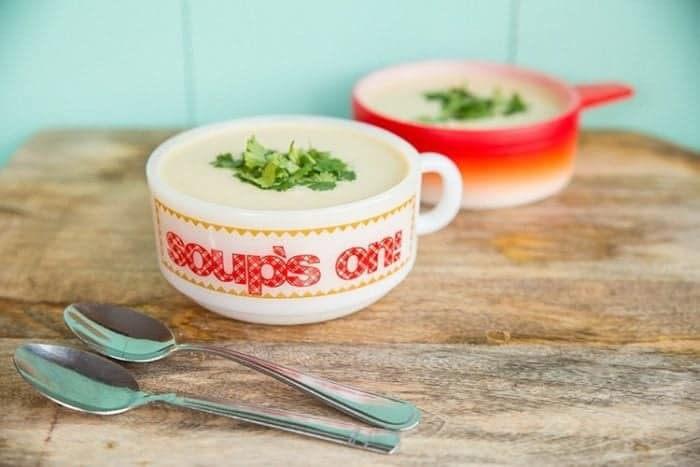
0 129 698 465
2 339 699 466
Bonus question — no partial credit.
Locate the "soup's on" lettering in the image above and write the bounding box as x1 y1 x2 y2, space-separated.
165 230 403 296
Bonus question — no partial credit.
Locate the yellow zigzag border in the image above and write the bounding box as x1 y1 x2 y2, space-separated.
162 258 409 299
154 196 415 298
153 196 415 237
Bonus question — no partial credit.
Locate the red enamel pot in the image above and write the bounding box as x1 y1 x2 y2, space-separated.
352 61 633 209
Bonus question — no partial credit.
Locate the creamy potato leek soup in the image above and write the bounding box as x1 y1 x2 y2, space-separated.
161 124 408 210
362 74 567 129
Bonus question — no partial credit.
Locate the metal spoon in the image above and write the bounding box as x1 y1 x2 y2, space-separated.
63 303 420 431
13 343 400 454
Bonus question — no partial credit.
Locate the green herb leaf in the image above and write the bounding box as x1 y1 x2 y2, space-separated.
504 93 527 115
210 136 356 192
306 172 337 191
260 161 279 188
242 136 268 169
211 153 242 169
420 85 528 123
307 181 336 191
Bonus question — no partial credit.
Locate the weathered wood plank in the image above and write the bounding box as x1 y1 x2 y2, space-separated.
1 339 698 466
0 130 698 352
0 130 699 465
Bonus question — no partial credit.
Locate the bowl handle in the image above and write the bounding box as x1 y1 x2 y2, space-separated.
575 83 634 110
416 153 463 235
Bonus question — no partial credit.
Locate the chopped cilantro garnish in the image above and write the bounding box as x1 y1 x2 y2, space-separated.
418 85 528 123
211 136 356 191
503 92 527 115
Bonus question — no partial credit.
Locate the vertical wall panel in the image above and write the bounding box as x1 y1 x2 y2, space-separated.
516 0 700 149
0 0 188 164
189 0 512 123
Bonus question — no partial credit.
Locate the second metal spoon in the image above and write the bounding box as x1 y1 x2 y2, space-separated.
14 343 399 453
64 303 420 431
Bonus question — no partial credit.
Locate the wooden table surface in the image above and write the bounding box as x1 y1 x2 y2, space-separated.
1 130 698 466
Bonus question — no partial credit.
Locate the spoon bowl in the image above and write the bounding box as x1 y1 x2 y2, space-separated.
64 303 176 362
13 343 144 414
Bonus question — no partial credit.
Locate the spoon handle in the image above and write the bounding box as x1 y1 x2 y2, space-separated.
177 343 420 431
162 394 399 454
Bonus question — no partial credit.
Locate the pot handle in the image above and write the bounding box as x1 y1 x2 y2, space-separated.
417 153 463 235
575 83 634 110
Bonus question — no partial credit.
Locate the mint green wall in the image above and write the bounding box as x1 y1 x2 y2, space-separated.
0 1 187 164
1 0 698 167
188 0 511 121
516 0 700 151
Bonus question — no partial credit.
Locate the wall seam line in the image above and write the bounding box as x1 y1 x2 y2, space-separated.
507 0 520 64
181 0 196 125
